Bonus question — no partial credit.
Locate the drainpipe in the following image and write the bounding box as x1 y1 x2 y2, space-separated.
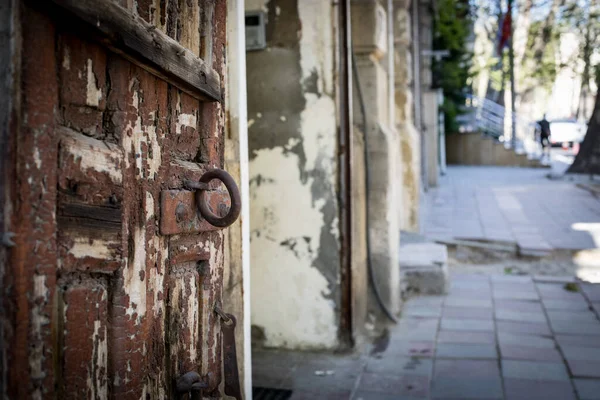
338 0 354 348
412 1 427 190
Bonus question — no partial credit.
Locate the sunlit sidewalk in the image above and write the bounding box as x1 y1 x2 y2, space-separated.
252 274 600 400
421 166 600 254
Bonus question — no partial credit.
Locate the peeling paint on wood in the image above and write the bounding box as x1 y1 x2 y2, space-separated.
4 1 231 397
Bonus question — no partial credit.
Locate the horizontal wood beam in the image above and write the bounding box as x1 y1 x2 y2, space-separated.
47 0 222 102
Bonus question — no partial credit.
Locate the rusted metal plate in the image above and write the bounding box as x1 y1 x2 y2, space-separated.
169 235 211 266
160 190 230 235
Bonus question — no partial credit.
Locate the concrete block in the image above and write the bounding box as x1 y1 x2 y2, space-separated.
400 242 449 295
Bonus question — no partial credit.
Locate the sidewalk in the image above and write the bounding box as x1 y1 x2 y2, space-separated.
421 166 600 253
252 274 600 400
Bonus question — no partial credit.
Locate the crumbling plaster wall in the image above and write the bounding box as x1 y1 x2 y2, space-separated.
246 0 341 349
394 0 420 231
351 0 402 320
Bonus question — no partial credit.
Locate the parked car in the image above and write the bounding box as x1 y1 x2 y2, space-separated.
548 118 587 147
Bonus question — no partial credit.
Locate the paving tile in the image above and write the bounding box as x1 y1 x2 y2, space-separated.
497 332 556 348
384 341 436 358
437 330 496 344
496 320 552 336
394 318 440 340
290 389 352 400
402 306 443 318
492 282 537 292
289 364 362 391
366 356 433 376
353 391 421 400
404 296 446 308
542 298 591 311
573 379 600 399
495 309 547 323
494 300 544 313
431 377 503 399
501 360 570 381
503 378 576 400
493 290 540 301
490 275 532 284
581 284 600 302
434 359 500 378
547 310 599 323
538 285 588 301
358 373 429 397
556 334 600 348
567 360 600 378
499 344 563 362
549 320 600 335
436 343 497 359
444 297 493 309
442 307 494 320
440 318 494 332
533 275 577 284
561 345 600 361
451 273 491 282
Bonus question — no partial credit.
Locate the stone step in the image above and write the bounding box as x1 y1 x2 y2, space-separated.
400 242 449 296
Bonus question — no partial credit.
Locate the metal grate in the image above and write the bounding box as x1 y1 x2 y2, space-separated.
252 387 293 400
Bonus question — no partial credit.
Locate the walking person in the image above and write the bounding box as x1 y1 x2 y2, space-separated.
537 114 552 161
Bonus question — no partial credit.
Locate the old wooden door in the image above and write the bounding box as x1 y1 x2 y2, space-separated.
1 0 239 398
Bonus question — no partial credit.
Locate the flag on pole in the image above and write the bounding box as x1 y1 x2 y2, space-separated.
497 11 512 55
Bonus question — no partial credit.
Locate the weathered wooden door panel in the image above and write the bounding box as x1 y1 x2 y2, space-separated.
3 0 232 398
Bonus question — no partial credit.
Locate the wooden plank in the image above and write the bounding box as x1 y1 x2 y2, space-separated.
46 0 221 102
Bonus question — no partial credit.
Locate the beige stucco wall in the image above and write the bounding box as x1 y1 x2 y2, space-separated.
246 0 341 350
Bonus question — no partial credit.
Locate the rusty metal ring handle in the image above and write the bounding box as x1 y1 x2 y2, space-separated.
194 169 241 228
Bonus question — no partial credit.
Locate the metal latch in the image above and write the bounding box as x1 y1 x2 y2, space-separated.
215 305 242 400
160 168 241 235
175 371 209 400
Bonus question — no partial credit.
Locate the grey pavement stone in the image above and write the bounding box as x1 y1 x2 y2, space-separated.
394 318 440 341
437 330 496 344
581 283 600 302
567 360 600 378
495 309 548 323
542 298 591 311
496 320 552 336
556 334 600 348
353 391 422 400
533 275 577 284
402 306 444 319
433 359 500 378
436 343 497 359
499 344 563 362
493 289 540 301
546 310 599 323
384 341 436 358
405 296 446 308
492 282 537 292
358 373 429 398
490 275 533 284
400 243 449 295
431 377 503 399
366 356 433 376
290 390 352 400
503 379 576 400
561 345 600 361
442 307 494 320
444 297 493 308
441 318 495 332
501 360 570 381
549 320 600 335
573 379 600 399
497 332 556 348
494 300 545 313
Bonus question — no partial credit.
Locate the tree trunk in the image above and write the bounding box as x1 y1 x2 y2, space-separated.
568 82 600 174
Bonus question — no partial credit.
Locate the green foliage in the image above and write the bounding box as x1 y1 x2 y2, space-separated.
433 0 475 133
